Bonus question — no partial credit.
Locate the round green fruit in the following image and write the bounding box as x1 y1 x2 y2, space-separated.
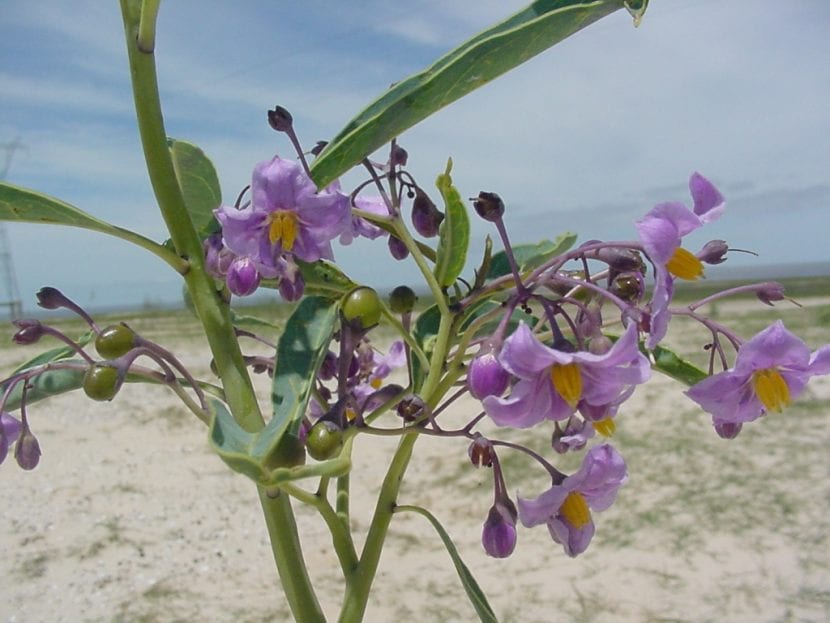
83 364 120 402
95 324 136 359
388 285 417 314
341 286 382 329
306 421 344 461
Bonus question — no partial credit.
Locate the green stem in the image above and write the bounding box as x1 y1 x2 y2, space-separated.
120 3 321 620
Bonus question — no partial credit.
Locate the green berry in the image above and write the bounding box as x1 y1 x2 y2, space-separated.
342 287 382 329
306 421 344 461
95 324 136 359
263 433 307 470
83 364 121 402
388 285 417 314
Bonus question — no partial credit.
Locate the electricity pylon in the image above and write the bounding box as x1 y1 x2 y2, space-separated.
0 139 23 319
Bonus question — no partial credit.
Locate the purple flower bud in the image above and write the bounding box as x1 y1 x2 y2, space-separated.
472 191 505 223
551 418 592 454
12 319 45 345
714 421 742 439
14 427 41 470
468 436 495 468
204 233 234 278
388 235 409 260
756 282 787 306
319 351 337 381
1 411 23 465
36 286 71 310
267 105 293 132
226 257 261 296
310 141 328 157
482 499 518 558
411 189 444 238
279 271 305 302
467 349 510 400
390 144 408 167
396 394 427 423
697 239 729 265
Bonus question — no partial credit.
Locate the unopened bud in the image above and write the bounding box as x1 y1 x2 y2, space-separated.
14 428 41 470
1 411 22 465
467 349 510 400
388 235 409 260
585 244 646 273
396 394 427 423
697 239 729 265
310 141 328 157
714 421 742 439
482 499 518 558
756 282 786 306
12 319 45 345
411 189 443 238
267 105 293 132
279 272 305 302
390 144 408 167
36 286 71 310
468 436 495 468
226 257 261 297
472 191 504 222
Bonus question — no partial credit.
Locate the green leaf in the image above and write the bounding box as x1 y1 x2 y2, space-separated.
0 182 185 270
487 232 577 280
252 296 339 462
297 259 358 299
396 505 498 623
167 138 222 237
310 0 647 188
208 398 268 483
433 159 470 289
649 343 708 387
1 364 85 412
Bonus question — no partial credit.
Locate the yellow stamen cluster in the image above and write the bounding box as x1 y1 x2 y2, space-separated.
370 377 383 390
551 363 583 407
752 368 790 413
592 417 616 437
665 246 704 280
268 211 299 251
560 491 591 529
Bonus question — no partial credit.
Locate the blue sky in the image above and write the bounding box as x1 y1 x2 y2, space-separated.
1 1 828 312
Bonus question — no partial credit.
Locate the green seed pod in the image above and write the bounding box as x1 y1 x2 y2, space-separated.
341 286 382 329
95 324 136 359
388 285 417 314
82 364 121 402
305 420 344 461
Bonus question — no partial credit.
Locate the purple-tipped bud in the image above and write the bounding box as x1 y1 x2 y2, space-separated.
36 286 71 310
467 349 510 400
411 189 443 238
267 105 293 132
697 239 729 265
482 499 518 558
388 235 409 260
390 144 408 167
226 257 261 296
472 191 505 222
310 141 328 157
14 427 41 470
468 436 495 468
279 272 305 302
12 319 45 345
1 411 23 465
714 421 742 439
756 282 787 306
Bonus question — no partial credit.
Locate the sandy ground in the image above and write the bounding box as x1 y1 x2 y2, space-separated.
1 297 829 622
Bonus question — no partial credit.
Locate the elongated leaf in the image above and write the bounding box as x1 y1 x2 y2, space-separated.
434 160 470 289
168 138 222 237
297 259 358 299
252 296 338 461
1 365 85 412
487 232 577 280
310 0 648 187
396 505 498 623
649 343 708 387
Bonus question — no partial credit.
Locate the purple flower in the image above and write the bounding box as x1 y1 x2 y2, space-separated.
635 172 724 348
467 345 510 400
215 156 350 273
483 322 650 429
340 195 389 244
686 321 830 430
518 444 627 557
482 499 518 558
1 411 22 465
